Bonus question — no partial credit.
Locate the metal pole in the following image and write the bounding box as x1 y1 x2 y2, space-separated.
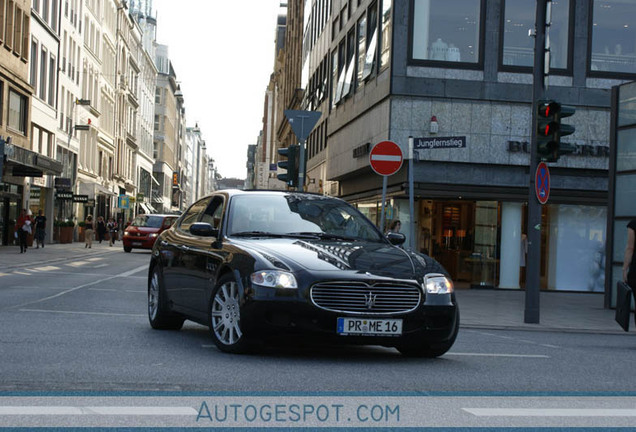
408 136 415 251
380 176 387 233
525 0 548 324
298 116 307 192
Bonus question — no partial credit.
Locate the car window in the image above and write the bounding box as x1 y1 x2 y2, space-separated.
163 217 177 228
131 215 164 228
227 194 382 241
178 198 212 233
199 196 224 229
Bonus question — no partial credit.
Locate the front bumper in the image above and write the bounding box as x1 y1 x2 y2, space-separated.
240 286 458 347
122 236 158 249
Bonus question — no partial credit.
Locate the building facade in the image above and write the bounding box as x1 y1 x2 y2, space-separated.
263 0 636 297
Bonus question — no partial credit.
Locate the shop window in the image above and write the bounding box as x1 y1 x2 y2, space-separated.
501 0 570 70
411 0 482 66
590 0 636 75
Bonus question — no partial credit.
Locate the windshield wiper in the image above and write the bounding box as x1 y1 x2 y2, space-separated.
289 232 359 242
230 231 286 238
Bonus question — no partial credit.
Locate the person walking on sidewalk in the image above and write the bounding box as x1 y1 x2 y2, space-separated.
34 209 47 248
96 216 106 244
15 209 32 254
84 215 94 249
107 217 117 246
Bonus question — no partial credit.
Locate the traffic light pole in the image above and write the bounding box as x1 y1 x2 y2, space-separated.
525 0 548 324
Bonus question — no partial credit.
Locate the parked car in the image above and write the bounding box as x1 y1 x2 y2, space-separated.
148 190 459 357
122 214 178 252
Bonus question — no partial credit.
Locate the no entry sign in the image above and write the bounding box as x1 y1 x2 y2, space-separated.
535 161 550 204
369 141 403 176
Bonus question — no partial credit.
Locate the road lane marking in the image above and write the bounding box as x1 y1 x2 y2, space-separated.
66 261 89 267
6 264 148 310
0 406 197 416
464 408 636 417
19 309 145 317
93 263 109 268
31 266 62 272
445 352 550 358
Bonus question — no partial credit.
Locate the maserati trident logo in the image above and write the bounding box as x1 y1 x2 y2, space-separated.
364 291 377 310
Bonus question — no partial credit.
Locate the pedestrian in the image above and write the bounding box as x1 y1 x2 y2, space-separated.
107 217 117 246
386 219 402 235
15 209 32 254
34 209 47 248
96 216 106 243
623 219 636 291
84 215 94 249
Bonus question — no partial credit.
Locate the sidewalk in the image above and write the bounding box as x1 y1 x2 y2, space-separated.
0 242 627 334
0 240 123 271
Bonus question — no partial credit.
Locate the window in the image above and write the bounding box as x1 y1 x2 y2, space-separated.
502 0 570 70
30 38 38 88
380 0 392 70
39 47 47 100
8 89 28 134
48 55 56 106
200 196 225 229
0 0 5 43
6 0 14 49
411 0 482 65
13 5 21 56
362 1 378 80
21 12 28 61
590 0 636 75
178 197 212 233
356 14 367 86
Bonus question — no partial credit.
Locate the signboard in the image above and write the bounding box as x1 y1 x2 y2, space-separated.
73 194 89 203
86 199 95 207
369 141 403 176
284 110 321 142
55 178 72 190
414 136 467 150
535 161 550 205
172 172 179 186
118 195 130 209
56 191 73 200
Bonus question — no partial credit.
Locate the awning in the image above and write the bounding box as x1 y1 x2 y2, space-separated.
3 142 64 177
139 202 156 214
150 174 160 186
78 181 117 198
96 183 117 196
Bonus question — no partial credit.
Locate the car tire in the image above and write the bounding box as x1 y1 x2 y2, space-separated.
124 245 132 253
397 307 460 358
148 266 184 330
208 274 250 354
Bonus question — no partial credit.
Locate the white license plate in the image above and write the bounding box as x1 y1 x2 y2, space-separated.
337 317 402 336
132 242 142 246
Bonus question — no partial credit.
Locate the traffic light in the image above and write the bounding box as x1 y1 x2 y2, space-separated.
277 144 299 187
536 100 576 162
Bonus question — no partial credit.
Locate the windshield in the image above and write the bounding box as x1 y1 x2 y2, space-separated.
131 215 164 228
227 194 383 242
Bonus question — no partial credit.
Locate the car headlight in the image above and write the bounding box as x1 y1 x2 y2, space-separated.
251 270 298 289
123 231 130 236
148 233 158 238
424 273 453 294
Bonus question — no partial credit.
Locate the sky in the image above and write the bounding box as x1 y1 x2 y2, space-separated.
153 0 285 179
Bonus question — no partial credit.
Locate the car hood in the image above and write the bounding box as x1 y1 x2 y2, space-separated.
231 238 417 278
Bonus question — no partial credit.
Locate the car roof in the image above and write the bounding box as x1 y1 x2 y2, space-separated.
135 214 177 218
213 189 339 200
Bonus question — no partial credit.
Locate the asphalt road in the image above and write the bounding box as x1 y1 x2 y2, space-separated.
1 247 635 395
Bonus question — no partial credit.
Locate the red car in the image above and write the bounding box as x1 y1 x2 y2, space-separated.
122 214 178 252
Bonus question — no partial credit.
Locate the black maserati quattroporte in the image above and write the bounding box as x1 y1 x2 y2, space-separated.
148 190 459 357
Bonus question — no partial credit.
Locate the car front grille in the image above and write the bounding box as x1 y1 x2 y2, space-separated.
310 281 422 315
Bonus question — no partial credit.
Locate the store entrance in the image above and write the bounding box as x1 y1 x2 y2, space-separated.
420 200 501 290
0 196 19 246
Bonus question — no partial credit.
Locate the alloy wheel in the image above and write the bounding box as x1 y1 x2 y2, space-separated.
211 281 242 345
149 271 159 321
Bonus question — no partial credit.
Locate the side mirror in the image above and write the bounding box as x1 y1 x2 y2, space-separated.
190 222 218 237
386 232 406 246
